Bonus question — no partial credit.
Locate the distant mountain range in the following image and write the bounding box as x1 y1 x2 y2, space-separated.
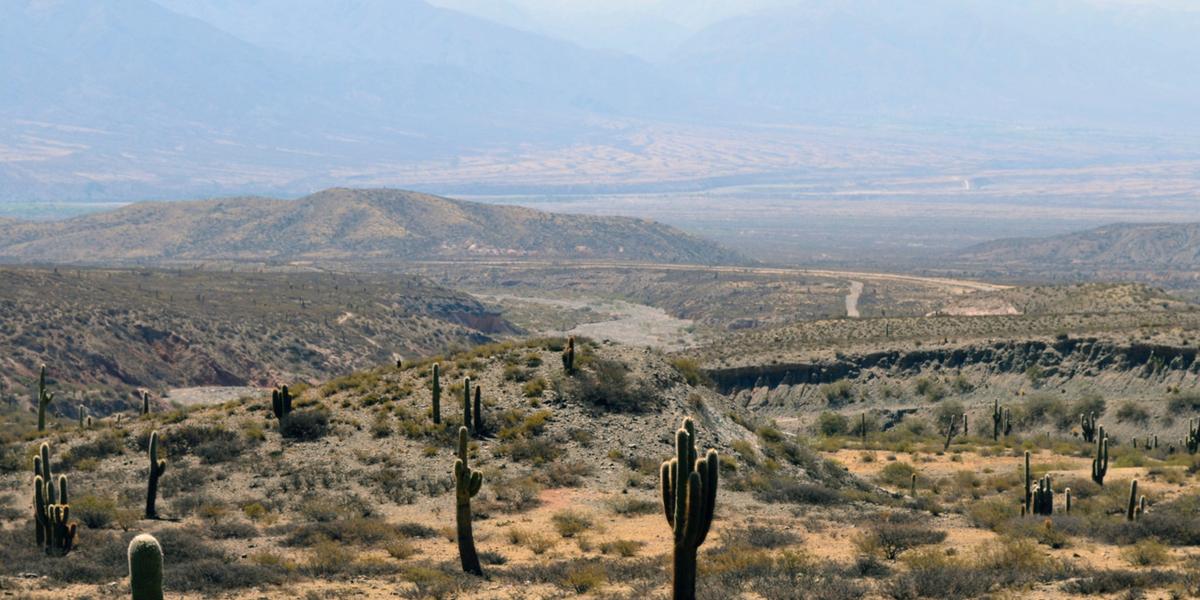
0 188 747 266
960 223 1200 270
3 0 1200 203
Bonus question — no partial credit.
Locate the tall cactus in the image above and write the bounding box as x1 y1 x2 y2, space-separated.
462 377 472 434
1187 419 1199 455
1023 450 1033 515
272 386 292 421
943 414 957 452
1032 475 1054 516
45 475 75 556
432 364 442 425
33 474 48 547
1081 412 1097 443
473 385 483 434
992 399 1003 440
1065 487 1072 514
659 418 719 600
36 365 54 432
145 431 167 519
1092 426 1109 486
1126 479 1138 521
562 336 576 375
141 390 150 416
128 534 164 600
961 413 968 437
453 427 483 575
1003 407 1013 436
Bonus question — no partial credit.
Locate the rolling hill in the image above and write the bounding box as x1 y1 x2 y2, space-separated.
0 188 747 266
960 223 1200 270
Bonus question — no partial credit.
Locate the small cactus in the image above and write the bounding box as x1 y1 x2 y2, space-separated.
562 336 576 375
910 473 917 498
145 431 167 519
45 475 76 557
272 385 292 421
78 404 88 429
141 390 150 416
961 413 968 437
128 533 164 600
992 399 1003 440
432 364 442 425
36 365 54 432
1023 450 1033 515
943 414 957 452
1032 475 1054 516
453 427 483 575
1065 487 1072 514
1092 427 1109 486
660 418 718 600
1186 419 1199 454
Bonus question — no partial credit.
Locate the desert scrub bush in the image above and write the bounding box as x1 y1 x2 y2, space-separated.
1167 392 1200 413
913 377 946 402
522 377 547 398
1062 568 1182 595
816 411 849 436
670 357 708 386
877 461 919 487
538 460 593 487
60 430 126 469
933 399 965 429
820 380 855 407
722 526 800 549
73 494 118 529
1121 538 1171 566
700 546 864 600
752 477 841 505
306 538 359 576
599 539 645 557
1115 401 1150 425
606 496 659 516
551 510 594 538
562 563 608 593
854 514 947 560
281 517 404 547
280 409 330 440
509 528 557 554
489 475 543 512
557 356 656 413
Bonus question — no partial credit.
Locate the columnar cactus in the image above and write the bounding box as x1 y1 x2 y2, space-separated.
1127 479 1138 521
453 426 483 575
272 386 292 421
128 533 164 600
943 414 957 452
1065 487 1072 514
660 418 718 600
141 390 150 416
1187 419 1199 454
432 364 442 425
1092 427 1109 486
145 431 167 519
1139 495 1147 519
992 399 1003 440
1032 475 1054 516
36 365 54 432
562 336 576 375
1081 412 1097 443
473 385 483 434
860 413 868 443
910 473 917 498
461 377 472 434
45 475 75 556
1023 450 1033 515
961 413 968 437
33 474 48 547
78 404 89 430
1003 408 1013 436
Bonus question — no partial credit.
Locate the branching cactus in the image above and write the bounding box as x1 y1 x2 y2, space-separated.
562 336 576 375
1127 479 1138 521
271 386 293 422
1081 412 1097 443
1032 475 1054 516
37 365 54 432
462 377 472 434
659 418 719 600
473 385 483 434
145 431 167 519
128 533 164 600
432 363 442 425
1092 427 1109 486
453 427 483 575
45 475 75 556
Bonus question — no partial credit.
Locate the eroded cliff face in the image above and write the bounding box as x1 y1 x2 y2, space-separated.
706 338 1200 395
